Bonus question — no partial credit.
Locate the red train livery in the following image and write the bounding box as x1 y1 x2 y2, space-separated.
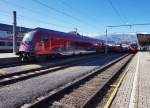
18 28 105 61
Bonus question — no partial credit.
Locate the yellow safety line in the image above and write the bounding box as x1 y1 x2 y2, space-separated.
104 65 130 108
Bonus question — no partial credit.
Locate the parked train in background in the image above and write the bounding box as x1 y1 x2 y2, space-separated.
0 36 22 53
0 23 32 53
129 43 138 53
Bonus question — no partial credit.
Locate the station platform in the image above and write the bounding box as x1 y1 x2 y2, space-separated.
0 53 19 65
110 52 150 108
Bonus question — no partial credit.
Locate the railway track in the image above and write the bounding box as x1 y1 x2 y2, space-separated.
0 53 116 87
21 54 133 108
0 61 28 69
0 53 96 69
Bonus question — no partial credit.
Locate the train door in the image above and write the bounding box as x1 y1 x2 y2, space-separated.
65 40 69 51
49 38 51 52
41 36 49 53
34 35 49 54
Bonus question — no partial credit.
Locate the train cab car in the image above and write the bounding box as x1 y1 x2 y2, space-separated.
18 28 104 61
129 43 138 54
112 44 130 53
114 46 124 53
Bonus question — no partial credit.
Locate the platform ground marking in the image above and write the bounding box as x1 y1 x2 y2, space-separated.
129 53 139 108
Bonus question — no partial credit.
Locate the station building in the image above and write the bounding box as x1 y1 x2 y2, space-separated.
137 33 150 50
0 23 32 37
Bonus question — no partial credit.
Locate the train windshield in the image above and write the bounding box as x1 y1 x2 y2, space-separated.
22 31 35 44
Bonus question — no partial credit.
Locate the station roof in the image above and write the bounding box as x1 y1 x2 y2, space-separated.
0 23 32 33
137 33 150 46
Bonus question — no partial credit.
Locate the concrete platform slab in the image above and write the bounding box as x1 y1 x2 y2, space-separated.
0 53 18 59
111 52 150 108
0 53 19 65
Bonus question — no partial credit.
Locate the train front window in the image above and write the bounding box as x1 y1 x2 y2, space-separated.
22 31 35 44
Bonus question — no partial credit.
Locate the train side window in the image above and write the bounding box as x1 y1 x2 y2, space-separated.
0 42 5 46
7 42 13 46
17 42 20 46
41 37 48 42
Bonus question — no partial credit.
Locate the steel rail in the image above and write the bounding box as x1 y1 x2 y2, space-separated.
0 52 97 69
0 53 108 87
80 54 133 108
0 61 28 69
25 54 130 108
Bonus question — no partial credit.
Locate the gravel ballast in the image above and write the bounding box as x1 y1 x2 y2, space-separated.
0 53 123 108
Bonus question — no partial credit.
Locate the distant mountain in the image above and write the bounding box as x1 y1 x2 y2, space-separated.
93 33 137 44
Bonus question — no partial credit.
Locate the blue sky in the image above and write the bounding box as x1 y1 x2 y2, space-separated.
1 0 150 36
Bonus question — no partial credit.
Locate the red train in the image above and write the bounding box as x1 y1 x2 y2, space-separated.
18 28 105 61
17 28 138 61
129 43 138 54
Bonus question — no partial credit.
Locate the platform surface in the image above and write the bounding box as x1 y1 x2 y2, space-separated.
0 53 18 59
111 52 150 108
0 53 19 65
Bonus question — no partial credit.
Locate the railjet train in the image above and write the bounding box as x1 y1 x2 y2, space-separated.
18 28 106 61
17 28 137 61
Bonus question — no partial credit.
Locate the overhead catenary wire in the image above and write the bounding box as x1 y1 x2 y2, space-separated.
31 0 85 23
59 0 93 19
1 0 61 21
58 0 100 28
115 0 129 23
107 23 150 28
31 0 99 29
1 0 79 29
0 0 84 32
0 11 93 35
0 11 70 29
0 11 71 29
0 0 100 34
59 0 76 13
107 0 127 24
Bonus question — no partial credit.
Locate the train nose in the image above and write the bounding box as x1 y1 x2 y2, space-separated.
19 44 32 61
19 43 30 52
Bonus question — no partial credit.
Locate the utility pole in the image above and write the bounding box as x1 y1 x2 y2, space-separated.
74 28 78 36
105 28 108 54
13 11 17 53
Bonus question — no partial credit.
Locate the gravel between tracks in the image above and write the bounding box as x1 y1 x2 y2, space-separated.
0 54 103 75
96 54 136 108
0 53 123 108
50 55 132 108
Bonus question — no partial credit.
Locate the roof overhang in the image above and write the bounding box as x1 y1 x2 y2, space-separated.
137 33 150 46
